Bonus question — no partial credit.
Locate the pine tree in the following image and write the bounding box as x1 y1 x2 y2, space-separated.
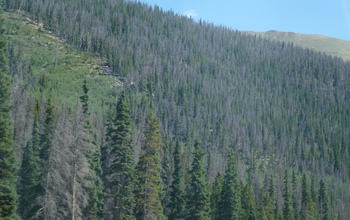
211 173 223 220
318 180 330 220
300 174 316 220
0 7 18 218
283 170 294 220
106 91 136 219
18 111 43 219
241 183 256 220
168 140 185 220
38 98 56 219
80 80 105 219
136 111 166 220
257 189 275 220
186 141 211 220
219 149 241 220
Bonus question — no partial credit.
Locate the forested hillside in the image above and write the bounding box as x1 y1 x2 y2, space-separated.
2 0 350 219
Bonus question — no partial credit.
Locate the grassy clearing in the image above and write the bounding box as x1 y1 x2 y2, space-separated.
4 12 121 112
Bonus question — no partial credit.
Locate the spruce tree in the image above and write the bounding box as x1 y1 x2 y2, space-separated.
257 189 275 220
186 141 211 220
136 111 166 220
18 112 42 218
283 170 294 220
0 8 18 218
80 80 105 219
168 140 185 220
318 180 330 220
301 174 316 220
241 183 256 220
211 173 223 220
219 149 241 220
112 91 136 219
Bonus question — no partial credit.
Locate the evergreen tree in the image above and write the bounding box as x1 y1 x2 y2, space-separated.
219 149 241 220
40 98 55 162
0 8 18 218
168 140 185 220
300 174 316 220
112 91 136 219
136 111 166 220
80 80 105 219
38 98 56 219
186 141 211 220
18 111 42 219
318 180 330 220
210 173 223 220
257 189 275 220
241 183 256 220
282 170 294 220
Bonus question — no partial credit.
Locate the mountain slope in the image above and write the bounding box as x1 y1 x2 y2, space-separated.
250 30 350 61
4 0 350 219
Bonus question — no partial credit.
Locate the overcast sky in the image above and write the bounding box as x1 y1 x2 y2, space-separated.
138 0 350 41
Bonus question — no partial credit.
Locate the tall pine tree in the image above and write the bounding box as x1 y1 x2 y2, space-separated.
283 170 294 220
318 180 330 220
80 79 105 219
136 111 166 220
187 141 211 220
0 7 18 218
168 140 185 220
210 173 223 220
18 111 42 219
241 183 256 220
219 149 241 220
111 91 136 219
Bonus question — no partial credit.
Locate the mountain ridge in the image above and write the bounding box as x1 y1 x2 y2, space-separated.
245 30 350 61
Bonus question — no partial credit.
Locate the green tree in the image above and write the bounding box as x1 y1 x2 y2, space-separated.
318 180 330 220
112 91 136 219
80 80 105 219
18 111 42 219
168 141 185 220
219 149 241 220
283 170 294 220
0 8 18 218
136 111 166 220
210 173 223 220
301 174 316 220
241 183 256 220
186 141 211 220
257 189 275 220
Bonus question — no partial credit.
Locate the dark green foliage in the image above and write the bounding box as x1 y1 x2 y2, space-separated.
168 141 185 220
18 112 42 219
136 111 166 220
219 149 241 220
111 91 136 219
257 189 275 220
282 170 294 220
210 173 223 220
40 98 55 162
0 8 18 219
241 183 256 220
318 180 330 220
186 141 211 220
300 174 316 220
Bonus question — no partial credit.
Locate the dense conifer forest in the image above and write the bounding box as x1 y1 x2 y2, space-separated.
1 0 350 219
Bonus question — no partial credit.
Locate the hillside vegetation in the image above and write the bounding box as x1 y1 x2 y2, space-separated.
2 0 350 219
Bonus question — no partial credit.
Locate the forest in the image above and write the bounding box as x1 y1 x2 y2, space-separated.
1 0 350 219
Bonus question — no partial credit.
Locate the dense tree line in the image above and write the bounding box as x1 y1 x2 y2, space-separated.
2 0 350 219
